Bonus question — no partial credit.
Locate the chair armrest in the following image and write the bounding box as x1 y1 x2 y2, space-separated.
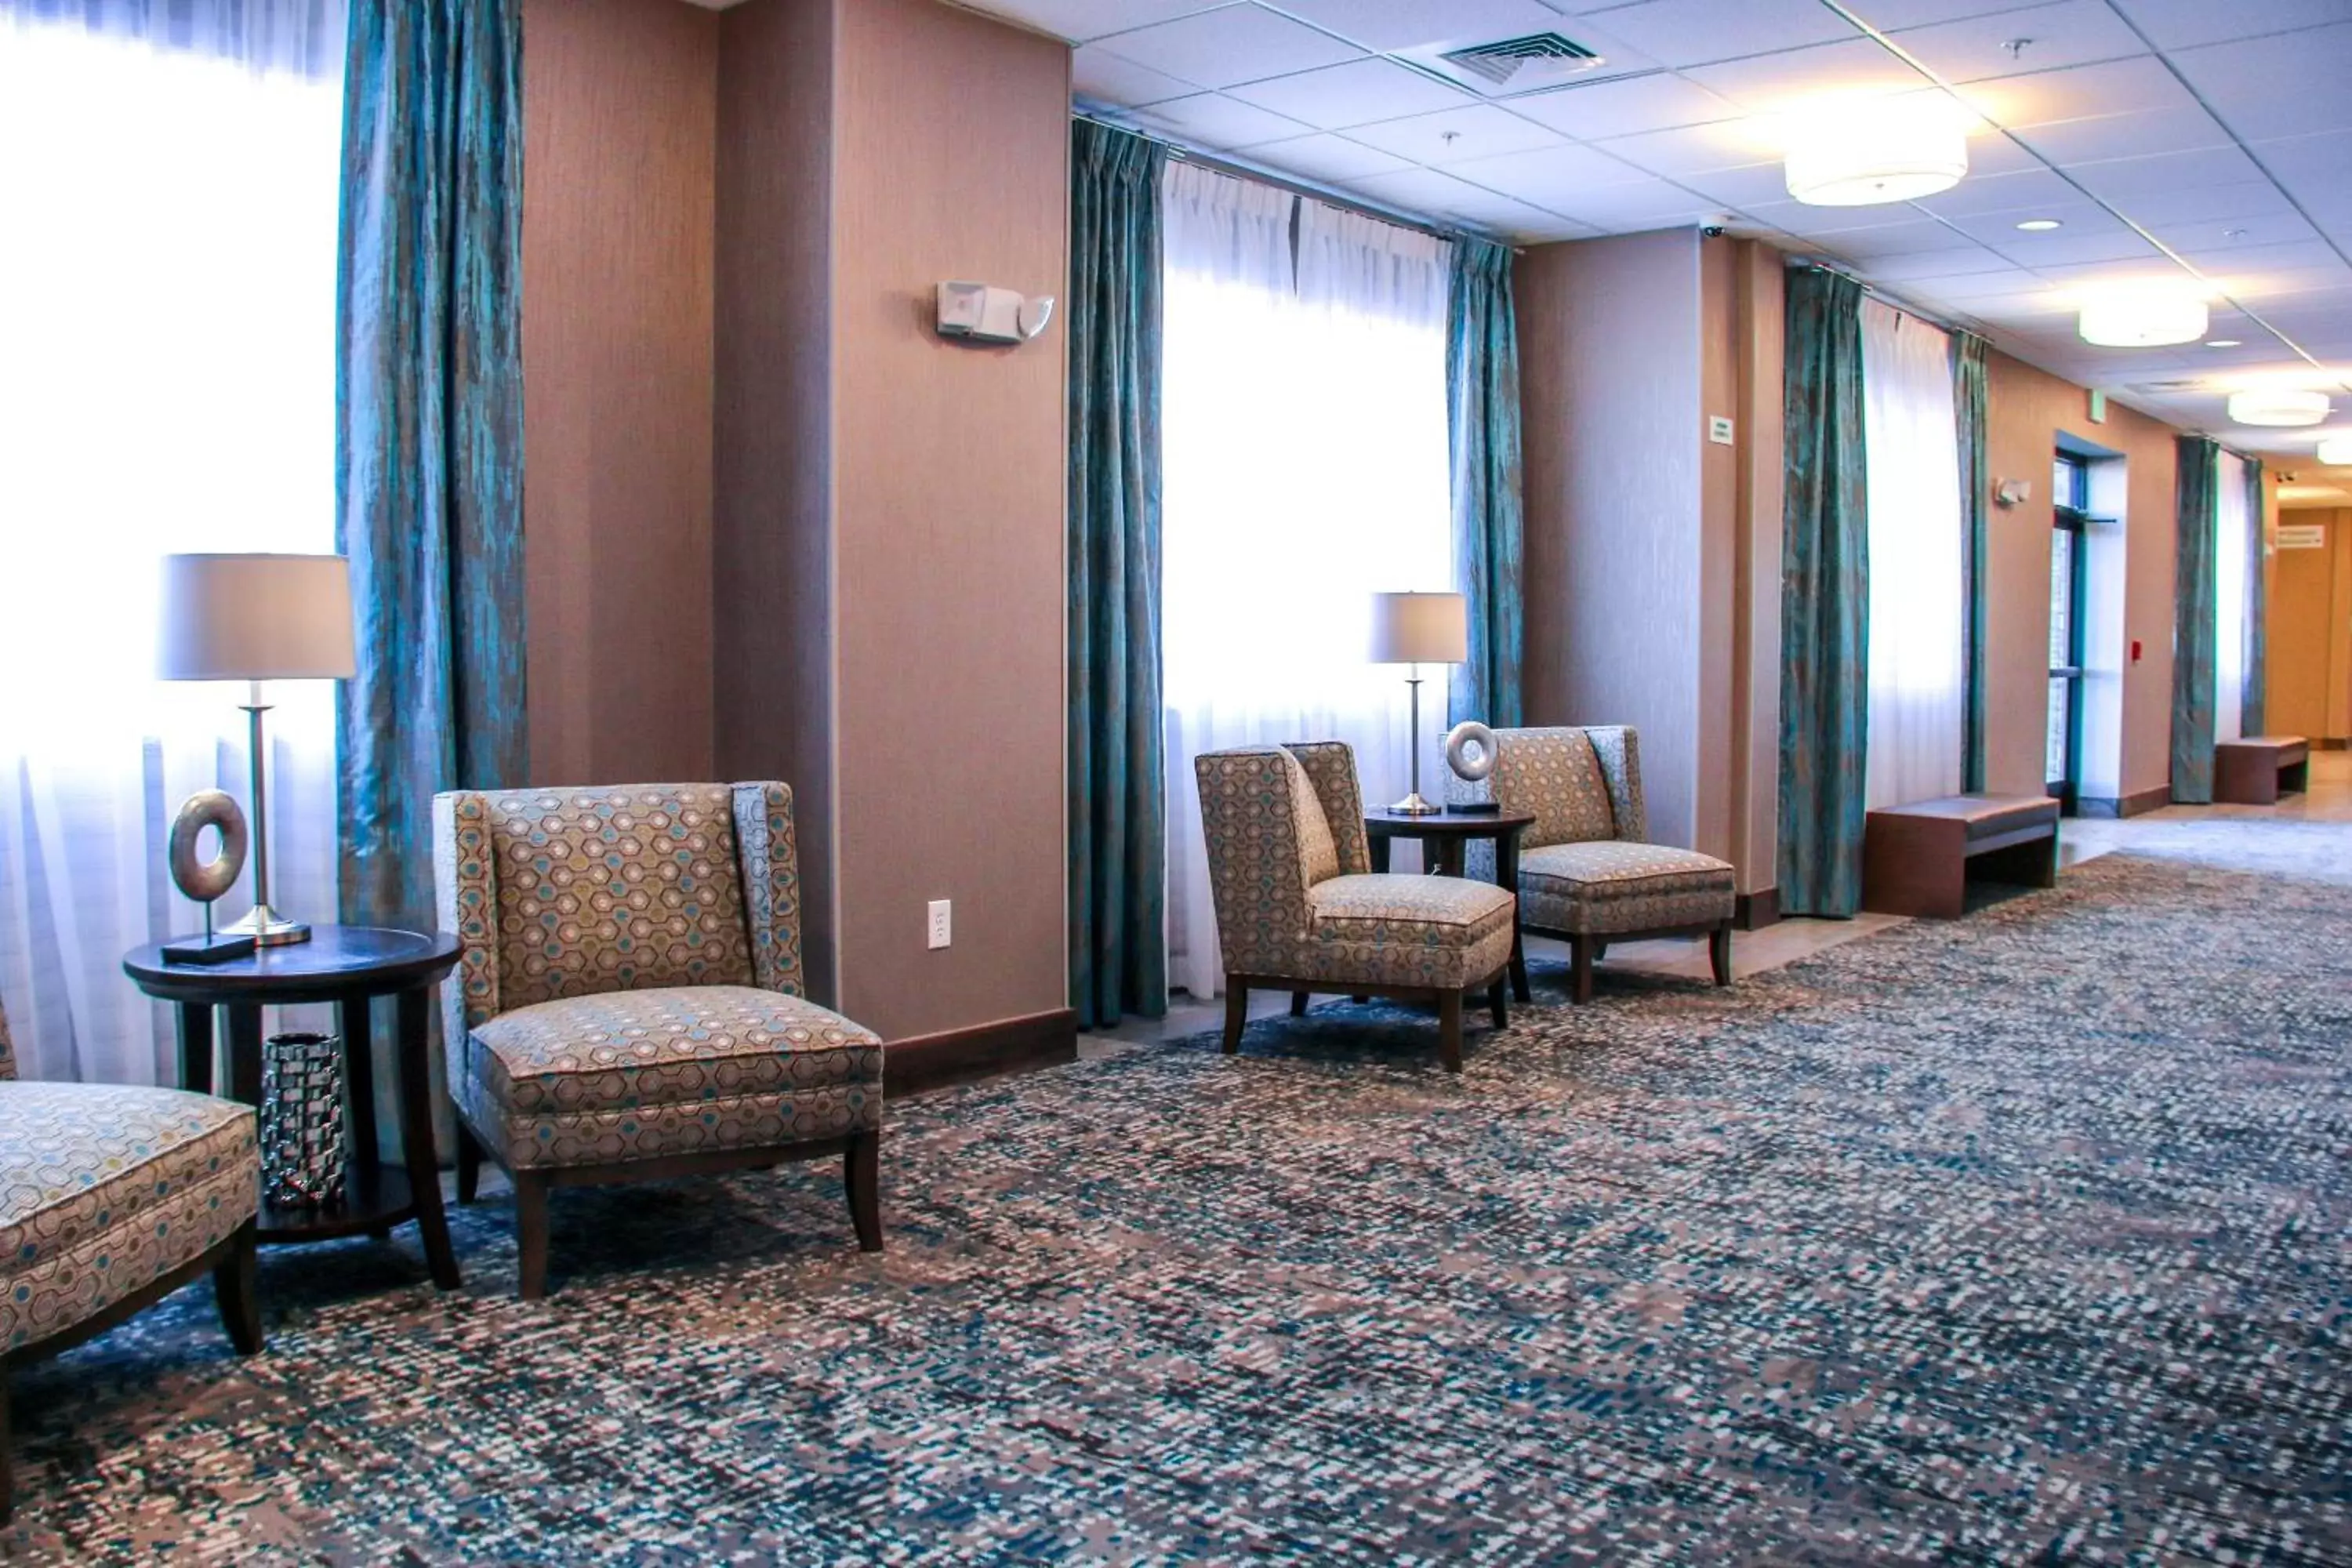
731 782 806 998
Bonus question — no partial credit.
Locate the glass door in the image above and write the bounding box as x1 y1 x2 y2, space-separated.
2047 454 2090 812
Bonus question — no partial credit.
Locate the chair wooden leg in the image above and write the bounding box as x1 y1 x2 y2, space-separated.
1570 937 1595 1004
1438 989 1465 1073
514 1171 552 1301
2 1370 13 1525
1221 985 1248 1054
1710 924 1733 986
845 1128 884 1253
455 1120 484 1207
1488 978 1508 1030
1288 990 1308 1017
212 1221 262 1356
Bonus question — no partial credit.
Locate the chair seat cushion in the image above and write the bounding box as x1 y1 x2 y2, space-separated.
1518 840 1736 937
1301 873 1517 990
0 1083 257 1350
469 985 883 1117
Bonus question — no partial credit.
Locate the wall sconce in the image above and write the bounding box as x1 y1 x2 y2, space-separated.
1994 478 2032 508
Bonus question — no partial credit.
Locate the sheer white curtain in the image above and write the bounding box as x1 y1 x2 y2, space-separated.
1860 299 1966 809
2215 449 2250 743
0 2 344 1083
1161 166 1452 999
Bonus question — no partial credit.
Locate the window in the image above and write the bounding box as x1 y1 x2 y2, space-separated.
1158 163 1452 1000
0 3 345 1082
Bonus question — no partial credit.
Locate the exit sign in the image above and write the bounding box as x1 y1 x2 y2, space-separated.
2278 523 2326 550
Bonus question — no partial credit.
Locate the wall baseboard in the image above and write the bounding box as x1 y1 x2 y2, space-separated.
2316 738 2348 751
1734 888 1780 930
884 1007 1077 1099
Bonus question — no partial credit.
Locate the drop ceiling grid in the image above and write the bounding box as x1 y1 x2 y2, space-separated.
969 0 2352 437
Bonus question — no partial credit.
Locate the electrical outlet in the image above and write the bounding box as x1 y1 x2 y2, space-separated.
927 899 951 950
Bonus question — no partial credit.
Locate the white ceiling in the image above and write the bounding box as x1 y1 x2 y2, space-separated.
947 0 2352 481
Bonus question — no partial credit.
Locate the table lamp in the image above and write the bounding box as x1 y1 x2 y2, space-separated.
1369 590 1467 816
158 553 357 946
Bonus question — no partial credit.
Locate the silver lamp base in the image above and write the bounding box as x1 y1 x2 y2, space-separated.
1386 791 1444 816
223 903 312 947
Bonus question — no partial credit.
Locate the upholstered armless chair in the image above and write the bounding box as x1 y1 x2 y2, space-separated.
0 1000 260 1521
434 782 883 1300
1195 742 1516 1072
1486 727 1737 1004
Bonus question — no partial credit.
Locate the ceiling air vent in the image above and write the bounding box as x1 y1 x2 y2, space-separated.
1435 32 1604 93
2127 379 2206 394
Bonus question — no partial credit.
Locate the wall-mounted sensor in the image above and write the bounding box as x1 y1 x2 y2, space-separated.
1994 477 2032 508
935 281 1055 345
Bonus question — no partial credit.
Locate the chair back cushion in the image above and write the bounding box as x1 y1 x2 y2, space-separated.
1285 751 1341 886
1491 728 1619 848
1279 740 1372 875
476 784 759 1011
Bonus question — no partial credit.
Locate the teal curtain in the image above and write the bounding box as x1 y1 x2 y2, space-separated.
2243 457 2268 737
1953 332 1990 793
1067 121 1167 1030
2169 436 2220 804
1777 269 1870 917
336 0 526 935
1446 236 1524 730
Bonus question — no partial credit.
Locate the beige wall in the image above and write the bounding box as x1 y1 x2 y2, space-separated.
1730 241 1784 895
521 0 718 786
1983 351 2181 805
2269 506 2351 741
713 0 1071 1043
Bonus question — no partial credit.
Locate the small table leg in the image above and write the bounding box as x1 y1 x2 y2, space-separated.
226 1004 264 1105
1368 837 1392 874
1497 830 1530 1003
176 1002 216 1094
338 993 390 1240
394 986 462 1290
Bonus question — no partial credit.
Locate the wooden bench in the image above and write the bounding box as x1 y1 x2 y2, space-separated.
1862 793 2060 920
2215 735 2309 805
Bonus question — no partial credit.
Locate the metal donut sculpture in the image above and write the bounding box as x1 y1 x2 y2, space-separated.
169 789 249 905
1444 720 1497 783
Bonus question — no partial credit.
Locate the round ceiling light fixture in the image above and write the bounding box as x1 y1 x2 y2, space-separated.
2077 285 2209 347
2015 217 2063 231
2315 434 2352 465
2227 387 2332 426
1784 100 1969 205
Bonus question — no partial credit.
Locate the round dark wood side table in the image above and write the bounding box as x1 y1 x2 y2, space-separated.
122 925 463 1290
1363 808 1539 1004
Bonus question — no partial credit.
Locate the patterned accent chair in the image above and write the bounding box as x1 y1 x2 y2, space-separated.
434 782 884 1300
1486 727 1737 1004
1195 742 1517 1072
0 1000 261 1522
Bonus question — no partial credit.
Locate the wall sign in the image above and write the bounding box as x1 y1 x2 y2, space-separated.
2277 523 2326 550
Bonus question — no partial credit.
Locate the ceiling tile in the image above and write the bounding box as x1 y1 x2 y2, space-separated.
949 0 1231 45
1506 74 1745 140
1595 118 1784 177
1678 162 1803 207
2105 0 2351 51
1336 164 1558 228
2247 129 2352 214
1260 0 1570 53
1739 198 1961 238
1577 0 1862 69
1817 217 1984 259
1941 197 2132 243
1907 165 2082 217
2147 209 2325 255
1683 38 1933 110
1073 45 1201 105
2203 241 2352 297
1890 1 2148 85
1856 243 2022 279
1131 92 1317 148
2062 145 2269 201
1343 103 1568 164
1094 6 1363 89
2013 106 2236 164
2167 20 2352 142
1959 54 2197 125
1989 227 2166 267
2104 181 2303 228
1224 56 1469 128
1550 191 1723 233
1232 131 1414 181
1443 142 1660 207
1841 0 2052 25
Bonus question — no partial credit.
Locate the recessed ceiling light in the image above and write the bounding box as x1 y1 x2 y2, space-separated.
2015 218 2062 231
1784 100 1968 206
2205 339 2242 347
2078 285 2209 347
2228 387 2331 426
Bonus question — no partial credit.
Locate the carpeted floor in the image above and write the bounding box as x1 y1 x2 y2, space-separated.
6 827 2350 1564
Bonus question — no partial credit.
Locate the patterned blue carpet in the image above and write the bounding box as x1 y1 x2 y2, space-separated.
5 825 2350 1564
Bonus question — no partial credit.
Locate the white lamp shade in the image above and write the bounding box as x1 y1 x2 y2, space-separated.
1369 591 1468 665
2078 292 2209 348
158 553 358 681
2227 388 2332 428
2316 435 2352 466
1784 104 1966 206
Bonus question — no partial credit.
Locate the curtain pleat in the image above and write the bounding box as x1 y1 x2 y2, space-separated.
2243 457 2268 737
1066 121 1167 1030
1953 332 1990 793
2169 436 2220 803
1777 269 1870 917
335 0 525 938
1446 236 1524 731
